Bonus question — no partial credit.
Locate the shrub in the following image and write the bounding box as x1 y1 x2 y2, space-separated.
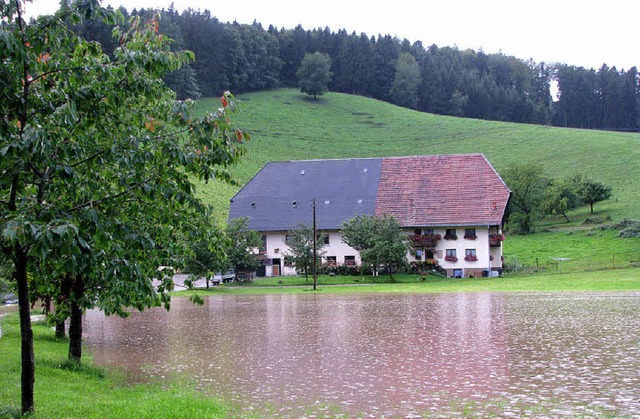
617 219 640 238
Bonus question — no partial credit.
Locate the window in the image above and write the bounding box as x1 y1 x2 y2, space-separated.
259 235 267 254
464 228 477 240
292 201 297 208
423 228 434 235
414 228 422 235
445 229 457 240
284 257 294 267
285 234 291 243
465 248 477 261
326 256 337 266
317 234 329 245
445 249 457 262
344 255 356 266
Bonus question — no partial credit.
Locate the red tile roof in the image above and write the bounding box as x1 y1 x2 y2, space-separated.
375 154 510 227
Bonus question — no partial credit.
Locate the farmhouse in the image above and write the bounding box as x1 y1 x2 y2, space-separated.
229 154 511 278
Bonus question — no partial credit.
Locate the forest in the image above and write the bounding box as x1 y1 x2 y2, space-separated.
73 6 640 132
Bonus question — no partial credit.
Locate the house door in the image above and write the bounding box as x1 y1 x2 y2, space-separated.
272 258 281 276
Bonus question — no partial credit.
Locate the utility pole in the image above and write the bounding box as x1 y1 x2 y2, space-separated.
312 198 317 291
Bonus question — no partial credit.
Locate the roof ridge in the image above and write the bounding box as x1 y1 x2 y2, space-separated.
265 153 488 164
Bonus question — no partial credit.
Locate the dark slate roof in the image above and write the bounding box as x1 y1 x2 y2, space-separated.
229 158 382 231
229 154 511 231
374 154 511 227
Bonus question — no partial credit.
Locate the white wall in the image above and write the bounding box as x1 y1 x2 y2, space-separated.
262 226 503 277
321 231 361 265
407 226 504 276
262 230 361 276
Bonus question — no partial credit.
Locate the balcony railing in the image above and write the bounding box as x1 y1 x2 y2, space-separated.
408 234 441 248
489 234 505 247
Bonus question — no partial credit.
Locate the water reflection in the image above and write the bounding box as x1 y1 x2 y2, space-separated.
84 292 640 417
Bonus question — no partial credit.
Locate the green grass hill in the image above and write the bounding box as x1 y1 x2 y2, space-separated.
193 88 640 273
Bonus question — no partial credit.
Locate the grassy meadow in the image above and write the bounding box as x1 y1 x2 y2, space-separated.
196 89 640 221
194 88 640 271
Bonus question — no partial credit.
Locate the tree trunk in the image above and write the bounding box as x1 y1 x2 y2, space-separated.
68 275 85 362
68 301 83 361
55 274 73 340
590 203 594 214
55 320 66 339
15 247 35 415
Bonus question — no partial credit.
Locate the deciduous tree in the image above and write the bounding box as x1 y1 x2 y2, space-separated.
543 178 580 222
390 52 422 109
284 223 326 281
296 52 332 99
573 175 613 214
184 223 229 290
1 1 246 413
501 162 549 234
341 214 408 278
225 217 262 281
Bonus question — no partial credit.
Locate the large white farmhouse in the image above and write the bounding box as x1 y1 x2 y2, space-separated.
229 154 511 278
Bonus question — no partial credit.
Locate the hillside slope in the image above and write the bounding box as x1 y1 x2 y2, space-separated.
194 89 640 225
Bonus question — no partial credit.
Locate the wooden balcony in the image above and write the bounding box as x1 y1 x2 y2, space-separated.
489 234 505 247
408 234 441 248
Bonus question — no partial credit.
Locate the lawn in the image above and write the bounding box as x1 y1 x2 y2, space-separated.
504 224 640 273
174 267 640 296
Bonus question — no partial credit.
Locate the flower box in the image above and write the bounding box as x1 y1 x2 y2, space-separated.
409 234 441 247
464 234 477 240
464 255 478 262
444 255 458 262
444 234 458 240
489 234 505 247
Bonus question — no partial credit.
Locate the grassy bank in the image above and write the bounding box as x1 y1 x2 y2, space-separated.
175 267 640 296
0 314 229 418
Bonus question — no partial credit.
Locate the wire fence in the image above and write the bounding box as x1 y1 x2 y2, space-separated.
503 255 640 275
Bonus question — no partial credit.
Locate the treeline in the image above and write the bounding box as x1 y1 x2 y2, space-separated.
73 7 640 131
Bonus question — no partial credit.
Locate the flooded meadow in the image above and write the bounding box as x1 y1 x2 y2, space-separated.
83 292 640 417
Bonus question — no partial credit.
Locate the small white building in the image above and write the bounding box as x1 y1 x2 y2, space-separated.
229 154 510 278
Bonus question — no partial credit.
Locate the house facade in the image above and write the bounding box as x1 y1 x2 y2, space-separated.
229 154 511 278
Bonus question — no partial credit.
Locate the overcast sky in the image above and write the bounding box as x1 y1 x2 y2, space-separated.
28 0 639 71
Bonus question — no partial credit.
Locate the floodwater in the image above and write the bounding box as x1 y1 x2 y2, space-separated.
83 292 640 417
